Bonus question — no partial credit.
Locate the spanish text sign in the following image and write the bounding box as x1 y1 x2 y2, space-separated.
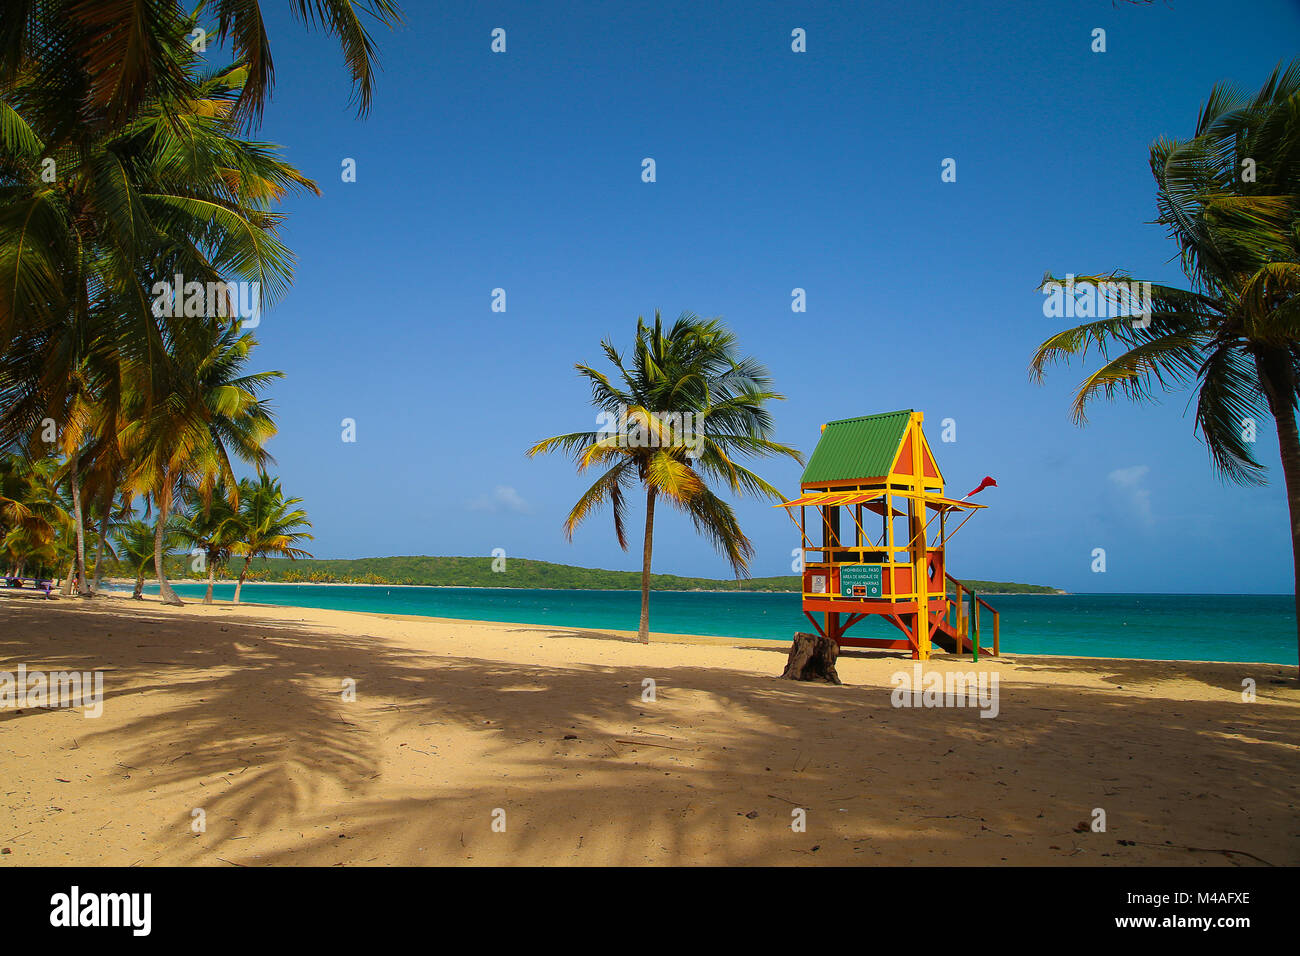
840 563 883 597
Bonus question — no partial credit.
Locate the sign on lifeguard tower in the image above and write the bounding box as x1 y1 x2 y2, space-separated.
775 409 999 660
839 564 882 598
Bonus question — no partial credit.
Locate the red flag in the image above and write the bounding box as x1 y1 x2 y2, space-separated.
963 476 997 498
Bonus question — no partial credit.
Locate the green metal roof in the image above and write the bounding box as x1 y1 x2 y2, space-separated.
800 409 912 485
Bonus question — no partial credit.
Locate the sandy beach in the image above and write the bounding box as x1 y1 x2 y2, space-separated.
1 590 1297 867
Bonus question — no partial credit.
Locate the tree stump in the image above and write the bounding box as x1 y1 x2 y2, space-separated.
780 631 841 684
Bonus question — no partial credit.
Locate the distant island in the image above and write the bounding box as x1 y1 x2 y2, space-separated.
152 554 1065 595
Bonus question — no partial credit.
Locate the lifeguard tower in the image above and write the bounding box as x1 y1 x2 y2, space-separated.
776 409 999 660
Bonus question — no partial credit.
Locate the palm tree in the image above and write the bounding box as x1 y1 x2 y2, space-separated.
1030 61 1300 674
0 451 66 578
122 322 282 605
82 460 132 593
0 46 317 604
2 528 58 582
1 16 340 608
230 473 313 603
178 480 243 604
114 517 180 600
55 386 97 597
528 312 803 642
0 1 404 129
0 45 315 410
4 450 82 593
85 505 123 593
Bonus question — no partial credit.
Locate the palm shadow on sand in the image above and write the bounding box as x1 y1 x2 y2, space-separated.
1 599 1297 866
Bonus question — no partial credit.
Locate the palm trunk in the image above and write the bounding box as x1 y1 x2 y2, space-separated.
1260 353 1300 678
61 555 74 595
637 488 657 643
204 559 216 605
133 569 145 599
68 450 89 597
234 558 249 605
154 497 182 606
91 489 112 592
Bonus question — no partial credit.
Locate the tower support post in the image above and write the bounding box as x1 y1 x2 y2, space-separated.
910 413 931 660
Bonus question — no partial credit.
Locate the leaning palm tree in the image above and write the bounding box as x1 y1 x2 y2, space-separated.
230 473 313 603
1030 60 1300 674
529 311 803 642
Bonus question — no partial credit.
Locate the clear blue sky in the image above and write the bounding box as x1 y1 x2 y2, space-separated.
227 0 1300 593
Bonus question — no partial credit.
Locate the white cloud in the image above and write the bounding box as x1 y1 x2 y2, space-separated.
1107 465 1153 526
1107 465 1149 487
468 485 531 514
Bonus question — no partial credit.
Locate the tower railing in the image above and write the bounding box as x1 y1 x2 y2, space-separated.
945 571 999 657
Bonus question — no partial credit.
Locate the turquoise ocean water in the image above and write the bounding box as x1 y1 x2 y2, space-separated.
142 583 1296 665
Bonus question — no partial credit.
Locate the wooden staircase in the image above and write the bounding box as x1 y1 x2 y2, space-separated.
871 573 999 658
931 572 998 658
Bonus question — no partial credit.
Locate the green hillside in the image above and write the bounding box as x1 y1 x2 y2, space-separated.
144 554 1063 594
